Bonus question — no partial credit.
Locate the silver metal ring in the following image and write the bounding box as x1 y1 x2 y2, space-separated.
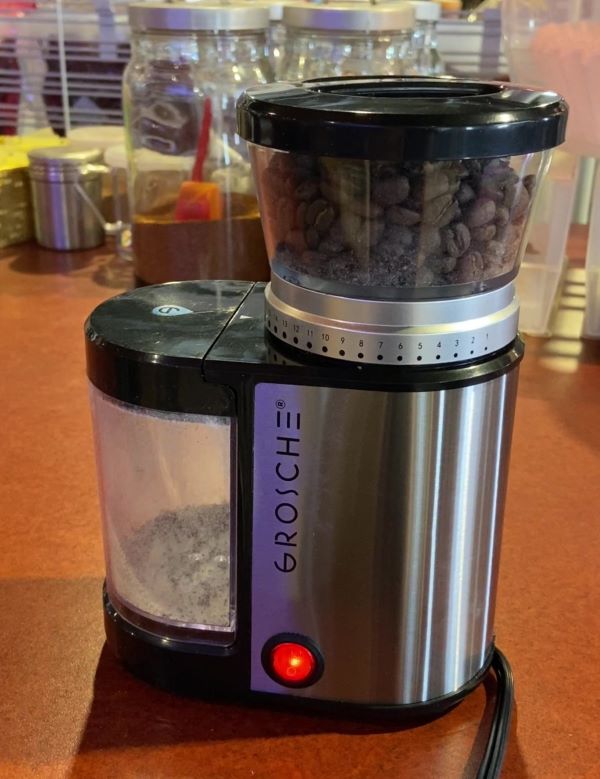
265 278 519 366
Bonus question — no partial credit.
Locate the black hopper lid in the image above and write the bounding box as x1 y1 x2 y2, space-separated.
237 76 568 161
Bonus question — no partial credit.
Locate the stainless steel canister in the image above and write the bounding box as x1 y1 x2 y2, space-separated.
28 146 106 251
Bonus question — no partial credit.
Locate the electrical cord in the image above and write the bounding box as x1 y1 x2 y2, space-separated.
476 648 515 779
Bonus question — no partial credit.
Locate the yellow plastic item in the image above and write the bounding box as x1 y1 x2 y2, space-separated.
0 129 66 172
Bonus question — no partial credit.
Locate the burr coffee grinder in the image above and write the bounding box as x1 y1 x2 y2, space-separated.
86 79 566 728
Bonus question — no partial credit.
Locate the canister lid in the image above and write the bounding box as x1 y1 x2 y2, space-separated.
282 2 415 31
28 145 103 180
129 2 270 32
237 76 568 161
28 145 102 167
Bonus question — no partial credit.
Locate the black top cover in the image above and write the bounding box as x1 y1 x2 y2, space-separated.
237 76 568 161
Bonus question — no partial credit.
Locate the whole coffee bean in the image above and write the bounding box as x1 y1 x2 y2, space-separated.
495 206 510 227
483 240 505 268
372 175 410 206
387 206 421 226
442 222 471 258
465 198 496 228
523 174 537 195
384 224 414 249
315 205 335 235
455 251 484 283
423 193 459 228
442 255 458 273
294 179 320 201
306 198 328 226
305 227 320 250
457 183 476 205
472 224 496 243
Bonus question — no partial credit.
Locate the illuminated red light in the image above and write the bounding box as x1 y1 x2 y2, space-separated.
270 642 317 685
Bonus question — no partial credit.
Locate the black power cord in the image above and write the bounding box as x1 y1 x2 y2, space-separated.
476 648 515 779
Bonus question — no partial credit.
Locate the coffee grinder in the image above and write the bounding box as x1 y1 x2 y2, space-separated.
86 78 567 771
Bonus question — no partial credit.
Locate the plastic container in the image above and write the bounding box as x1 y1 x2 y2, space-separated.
516 152 579 336
279 2 416 80
89 384 236 639
584 163 600 338
124 2 272 285
239 78 567 302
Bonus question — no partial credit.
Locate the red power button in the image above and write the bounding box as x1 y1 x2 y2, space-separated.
263 635 324 688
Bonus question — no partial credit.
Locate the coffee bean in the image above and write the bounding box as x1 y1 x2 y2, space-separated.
483 240 505 268
455 251 484 283
465 198 496 228
457 183 476 205
442 222 471 258
294 179 320 201
423 193 459 227
523 174 537 195
315 205 335 235
387 206 421 226
372 175 409 206
305 198 328 226
472 224 496 243
495 206 510 227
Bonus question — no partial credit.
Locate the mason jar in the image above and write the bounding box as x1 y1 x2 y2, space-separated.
124 2 272 285
279 2 416 80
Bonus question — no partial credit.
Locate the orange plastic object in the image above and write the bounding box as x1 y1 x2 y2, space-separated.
174 181 223 222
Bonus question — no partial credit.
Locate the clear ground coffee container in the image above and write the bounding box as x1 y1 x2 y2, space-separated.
86 281 253 642
124 2 272 285
279 2 416 80
238 77 567 300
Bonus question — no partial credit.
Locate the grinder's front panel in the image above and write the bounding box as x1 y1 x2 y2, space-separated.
251 377 518 705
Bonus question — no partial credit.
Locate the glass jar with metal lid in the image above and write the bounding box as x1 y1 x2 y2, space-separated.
124 2 272 286
408 1 443 76
279 2 417 81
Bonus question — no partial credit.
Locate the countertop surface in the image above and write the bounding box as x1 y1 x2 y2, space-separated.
1 231 599 779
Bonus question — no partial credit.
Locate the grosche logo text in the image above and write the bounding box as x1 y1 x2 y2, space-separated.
273 401 301 573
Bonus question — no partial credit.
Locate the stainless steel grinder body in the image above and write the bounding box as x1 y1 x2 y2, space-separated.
86 281 522 711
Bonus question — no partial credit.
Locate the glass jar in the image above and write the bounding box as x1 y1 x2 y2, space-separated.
408 0 444 76
238 77 567 301
124 2 272 285
279 2 416 81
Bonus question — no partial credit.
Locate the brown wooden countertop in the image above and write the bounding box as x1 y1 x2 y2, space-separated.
1 231 599 779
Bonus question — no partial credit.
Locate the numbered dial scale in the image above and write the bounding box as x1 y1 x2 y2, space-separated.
265 273 519 367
